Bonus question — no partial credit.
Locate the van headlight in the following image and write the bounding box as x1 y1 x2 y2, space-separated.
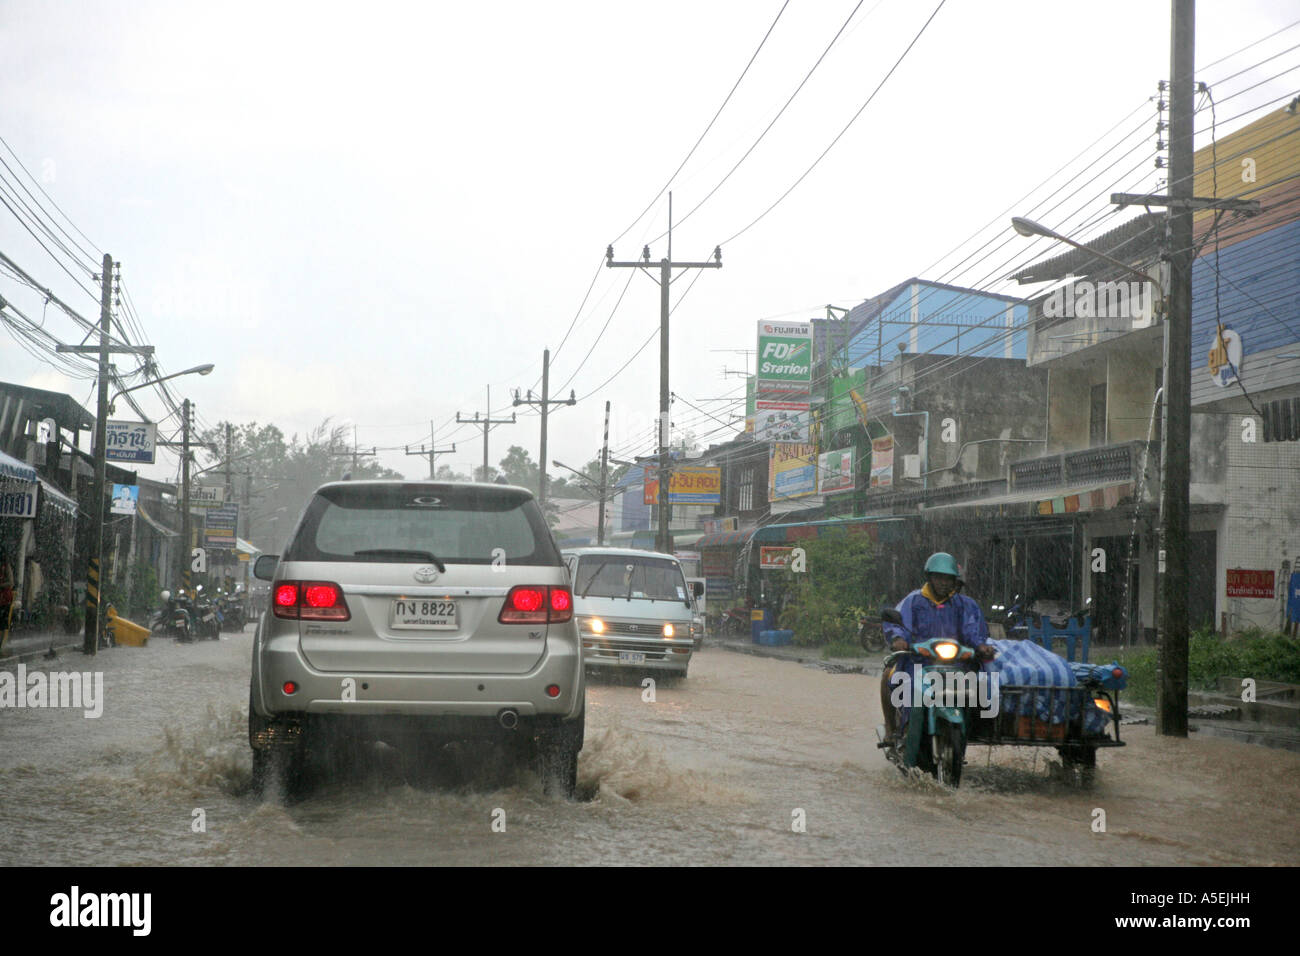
663 623 675 638
581 616 605 635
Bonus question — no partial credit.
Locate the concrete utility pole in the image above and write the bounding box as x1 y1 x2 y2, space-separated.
458 386 515 482
606 193 722 553
598 401 610 546
52 257 150 652
1157 0 1195 738
181 399 193 598
405 424 456 479
513 349 576 509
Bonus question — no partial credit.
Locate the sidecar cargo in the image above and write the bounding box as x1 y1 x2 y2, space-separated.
971 639 1125 748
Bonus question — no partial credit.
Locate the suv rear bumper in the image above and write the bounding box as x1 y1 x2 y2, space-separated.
252 626 584 722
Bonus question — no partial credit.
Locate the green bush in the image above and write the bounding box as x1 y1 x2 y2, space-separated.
1116 627 1300 706
774 533 884 647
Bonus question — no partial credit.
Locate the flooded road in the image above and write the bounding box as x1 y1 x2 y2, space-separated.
2 634 1297 866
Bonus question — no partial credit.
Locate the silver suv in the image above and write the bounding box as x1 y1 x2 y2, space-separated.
248 480 584 797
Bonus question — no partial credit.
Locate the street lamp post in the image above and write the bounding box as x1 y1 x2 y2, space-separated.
109 363 214 415
1012 205 1189 737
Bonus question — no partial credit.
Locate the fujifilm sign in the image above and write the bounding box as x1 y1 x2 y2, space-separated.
756 320 812 396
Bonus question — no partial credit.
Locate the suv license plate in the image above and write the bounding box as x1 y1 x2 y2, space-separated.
391 599 458 630
618 651 646 664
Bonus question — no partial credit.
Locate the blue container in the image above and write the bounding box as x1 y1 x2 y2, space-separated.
757 629 793 646
751 609 773 642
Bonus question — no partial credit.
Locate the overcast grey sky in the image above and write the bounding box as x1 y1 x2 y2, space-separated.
3 0 1297 485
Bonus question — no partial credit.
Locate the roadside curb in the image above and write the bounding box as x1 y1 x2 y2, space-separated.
715 637 877 675
0 638 88 668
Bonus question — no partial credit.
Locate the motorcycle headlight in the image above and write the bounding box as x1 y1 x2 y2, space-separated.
1092 697 1113 713
934 642 959 661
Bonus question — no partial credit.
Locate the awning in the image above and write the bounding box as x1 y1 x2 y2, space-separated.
38 478 78 517
697 529 755 549
136 501 179 537
235 537 262 556
751 515 908 544
0 448 37 483
922 480 1145 518
672 532 705 548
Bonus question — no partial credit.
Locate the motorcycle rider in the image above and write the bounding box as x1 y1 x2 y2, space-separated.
880 552 995 742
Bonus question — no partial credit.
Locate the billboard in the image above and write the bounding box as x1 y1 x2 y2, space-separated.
756 320 812 396
110 483 139 515
769 443 816 500
1226 569 1274 599
204 504 239 547
643 466 722 505
818 448 855 494
104 420 156 464
759 546 795 570
755 400 812 443
870 435 894 488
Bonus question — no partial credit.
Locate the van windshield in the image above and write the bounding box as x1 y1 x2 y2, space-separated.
577 555 686 602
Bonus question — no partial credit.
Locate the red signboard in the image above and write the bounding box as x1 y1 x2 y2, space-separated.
1226 569 1275 599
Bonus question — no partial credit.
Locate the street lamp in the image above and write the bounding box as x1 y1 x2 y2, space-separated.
1010 217 1163 292
109 363 214 415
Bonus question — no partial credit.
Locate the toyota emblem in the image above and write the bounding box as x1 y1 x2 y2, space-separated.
413 566 439 583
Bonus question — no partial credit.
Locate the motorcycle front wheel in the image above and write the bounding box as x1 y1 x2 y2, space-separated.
932 722 965 788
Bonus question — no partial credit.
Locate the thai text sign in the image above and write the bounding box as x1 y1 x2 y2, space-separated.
0 483 38 519
191 485 225 508
769 443 816 499
643 466 722 505
818 448 855 494
759 546 794 570
756 320 812 396
104 420 156 464
1226 568 1274 599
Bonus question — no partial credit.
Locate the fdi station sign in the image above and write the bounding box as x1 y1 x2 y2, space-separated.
756 320 813 397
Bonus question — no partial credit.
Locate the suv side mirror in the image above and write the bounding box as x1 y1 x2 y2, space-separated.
253 554 279 581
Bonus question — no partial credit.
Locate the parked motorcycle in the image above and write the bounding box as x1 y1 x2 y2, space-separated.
193 587 221 640
153 590 193 642
875 607 992 788
857 615 886 652
219 591 246 631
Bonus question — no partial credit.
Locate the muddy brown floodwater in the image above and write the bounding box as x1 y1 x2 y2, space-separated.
2 633 1297 865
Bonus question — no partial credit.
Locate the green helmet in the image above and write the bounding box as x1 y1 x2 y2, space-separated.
924 552 960 577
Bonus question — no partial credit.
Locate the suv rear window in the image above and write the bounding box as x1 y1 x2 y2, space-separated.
284 484 561 566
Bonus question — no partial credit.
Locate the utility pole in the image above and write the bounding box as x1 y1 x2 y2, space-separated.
457 385 515 482
598 400 610 546
405 424 456 479
513 349 575 509
606 192 722 552
181 399 193 599
1158 0 1195 738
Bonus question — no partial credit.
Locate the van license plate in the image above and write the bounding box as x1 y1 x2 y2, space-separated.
618 652 646 664
391 599 457 629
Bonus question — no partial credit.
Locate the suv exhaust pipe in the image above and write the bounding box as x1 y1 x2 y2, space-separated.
498 709 519 731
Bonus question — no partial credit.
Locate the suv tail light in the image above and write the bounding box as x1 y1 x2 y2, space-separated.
272 581 351 621
499 585 573 624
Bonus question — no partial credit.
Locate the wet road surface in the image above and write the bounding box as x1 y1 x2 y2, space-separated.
2 632 1297 865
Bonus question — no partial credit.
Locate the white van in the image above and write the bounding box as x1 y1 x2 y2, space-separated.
563 547 700 678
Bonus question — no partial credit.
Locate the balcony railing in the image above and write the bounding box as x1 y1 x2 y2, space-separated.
1010 440 1159 492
